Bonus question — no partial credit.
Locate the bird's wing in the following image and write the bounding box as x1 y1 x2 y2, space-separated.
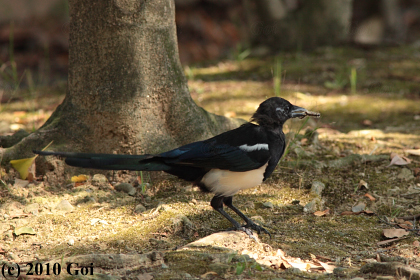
159 125 271 172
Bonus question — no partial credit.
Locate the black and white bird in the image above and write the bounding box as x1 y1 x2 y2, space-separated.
34 97 320 236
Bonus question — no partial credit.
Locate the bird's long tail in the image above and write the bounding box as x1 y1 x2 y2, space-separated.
33 150 170 171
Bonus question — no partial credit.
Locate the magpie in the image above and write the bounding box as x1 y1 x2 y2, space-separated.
33 97 320 237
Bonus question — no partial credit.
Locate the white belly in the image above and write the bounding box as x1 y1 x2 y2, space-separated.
200 163 268 197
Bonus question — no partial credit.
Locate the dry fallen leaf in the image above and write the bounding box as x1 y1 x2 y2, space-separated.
383 228 409 238
358 179 368 189
341 210 374 216
9 141 53 180
314 209 330 217
364 193 376 201
403 221 413 226
287 261 313 272
387 152 412 167
14 226 36 236
200 272 218 278
71 175 88 183
398 223 411 229
405 149 420 156
377 237 401 246
276 249 286 258
10 156 37 180
341 211 357 216
318 261 336 274
363 210 375 215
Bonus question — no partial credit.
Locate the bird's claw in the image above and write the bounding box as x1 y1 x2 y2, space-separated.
225 226 257 241
225 222 271 239
244 222 272 238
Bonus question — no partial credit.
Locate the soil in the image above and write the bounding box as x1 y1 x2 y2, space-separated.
1 46 420 279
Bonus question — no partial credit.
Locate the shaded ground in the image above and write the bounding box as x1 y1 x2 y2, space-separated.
1 46 420 279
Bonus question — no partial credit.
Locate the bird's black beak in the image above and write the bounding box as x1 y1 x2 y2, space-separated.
290 105 321 119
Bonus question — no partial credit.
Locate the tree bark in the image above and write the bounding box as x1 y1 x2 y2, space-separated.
1 0 241 177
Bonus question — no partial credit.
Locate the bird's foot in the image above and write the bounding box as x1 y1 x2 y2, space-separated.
225 222 271 239
244 222 271 238
224 226 257 241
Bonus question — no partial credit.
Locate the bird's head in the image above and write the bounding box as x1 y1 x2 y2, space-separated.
251 97 320 128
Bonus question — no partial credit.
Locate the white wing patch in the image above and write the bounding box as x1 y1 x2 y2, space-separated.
239 143 269 152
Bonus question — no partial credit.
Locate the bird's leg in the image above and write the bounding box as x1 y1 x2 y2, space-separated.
223 196 271 237
210 196 254 238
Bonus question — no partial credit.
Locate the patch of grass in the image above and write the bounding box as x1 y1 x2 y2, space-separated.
350 67 357 95
232 43 251 62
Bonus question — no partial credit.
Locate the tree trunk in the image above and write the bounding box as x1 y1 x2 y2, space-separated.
1 0 241 178
252 0 353 51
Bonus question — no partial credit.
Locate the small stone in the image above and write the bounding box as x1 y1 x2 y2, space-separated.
115 183 136 196
287 267 302 273
14 179 30 188
352 202 366 212
310 181 325 196
92 174 109 184
350 277 365 280
184 273 192 278
304 198 323 213
54 200 74 212
134 204 147 213
263 202 274 209
161 263 169 269
68 238 75 246
333 267 348 276
24 203 39 215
